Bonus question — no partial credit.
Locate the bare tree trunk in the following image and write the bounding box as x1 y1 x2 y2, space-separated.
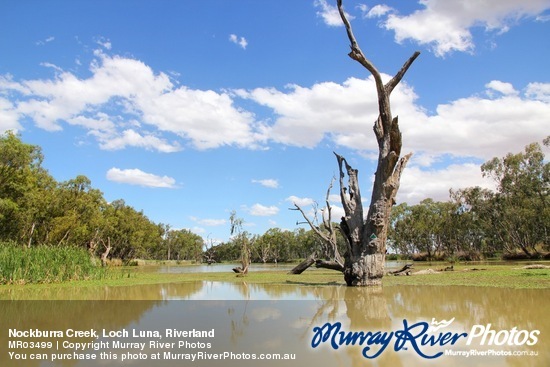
289 252 317 274
290 1 418 286
336 0 419 286
291 177 345 272
101 237 112 267
27 222 36 248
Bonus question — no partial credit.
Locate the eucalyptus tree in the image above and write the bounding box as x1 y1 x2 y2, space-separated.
481 138 549 257
163 228 204 261
0 131 57 246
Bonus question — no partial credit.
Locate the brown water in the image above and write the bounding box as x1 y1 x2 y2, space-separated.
1 282 548 367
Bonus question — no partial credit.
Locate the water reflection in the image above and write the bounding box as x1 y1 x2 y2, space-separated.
130 261 407 274
0 283 548 367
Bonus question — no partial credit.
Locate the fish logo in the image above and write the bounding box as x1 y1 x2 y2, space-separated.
427 317 455 333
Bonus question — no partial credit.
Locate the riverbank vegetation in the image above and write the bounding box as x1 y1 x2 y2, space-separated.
0 242 105 284
0 262 548 296
0 131 204 264
389 137 549 261
1 131 548 284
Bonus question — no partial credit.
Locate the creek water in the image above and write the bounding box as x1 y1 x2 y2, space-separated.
1 267 548 367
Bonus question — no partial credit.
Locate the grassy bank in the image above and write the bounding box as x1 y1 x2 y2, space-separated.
1 262 548 293
0 252 548 291
0 242 106 284
170 263 549 288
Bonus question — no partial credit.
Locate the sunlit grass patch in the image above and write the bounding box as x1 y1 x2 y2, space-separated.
0 242 106 284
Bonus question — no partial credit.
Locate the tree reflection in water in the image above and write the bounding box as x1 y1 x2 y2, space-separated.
0 282 548 367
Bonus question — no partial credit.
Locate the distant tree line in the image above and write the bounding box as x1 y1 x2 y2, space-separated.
0 131 203 263
205 227 331 264
2 131 547 265
389 138 549 260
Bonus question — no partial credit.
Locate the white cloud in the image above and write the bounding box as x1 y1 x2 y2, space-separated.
106 167 177 188
248 203 279 216
190 226 207 235
0 98 21 132
365 4 394 18
526 82 550 102
36 36 55 46
95 37 112 50
1 51 263 150
239 77 549 163
327 194 341 204
323 203 345 222
229 34 248 49
374 0 550 56
236 76 385 148
406 83 549 160
314 0 351 26
40 62 63 72
397 163 496 204
252 178 279 188
190 217 227 226
485 80 518 96
93 128 182 152
285 196 315 207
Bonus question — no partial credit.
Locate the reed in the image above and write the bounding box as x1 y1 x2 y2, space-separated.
0 242 106 284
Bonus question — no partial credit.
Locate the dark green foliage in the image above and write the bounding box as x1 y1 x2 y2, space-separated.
389 138 549 259
0 132 205 263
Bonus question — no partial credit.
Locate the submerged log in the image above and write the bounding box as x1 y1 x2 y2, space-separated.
289 253 316 274
232 266 248 274
315 259 345 272
389 263 413 276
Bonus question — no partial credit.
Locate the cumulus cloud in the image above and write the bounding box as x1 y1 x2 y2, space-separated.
485 80 518 96
371 0 550 56
526 82 550 102
285 196 315 207
93 128 182 152
1 51 263 150
0 98 21 132
238 77 549 162
398 163 496 204
318 203 344 223
314 0 350 26
235 76 386 148
252 179 279 188
247 203 279 216
229 34 248 49
239 77 548 202
106 167 177 188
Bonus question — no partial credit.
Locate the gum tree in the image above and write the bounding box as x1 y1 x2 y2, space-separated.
294 0 420 286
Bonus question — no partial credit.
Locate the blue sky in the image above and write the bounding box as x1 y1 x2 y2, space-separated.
1 0 549 243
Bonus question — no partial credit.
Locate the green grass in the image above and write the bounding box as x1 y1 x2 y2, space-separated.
0 253 548 291
0 242 106 284
382 263 550 289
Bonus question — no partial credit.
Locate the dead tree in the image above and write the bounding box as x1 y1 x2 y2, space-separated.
100 237 112 267
338 0 419 285
294 1 419 286
203 239 216 265
290 178 346 274
229 211 251 276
